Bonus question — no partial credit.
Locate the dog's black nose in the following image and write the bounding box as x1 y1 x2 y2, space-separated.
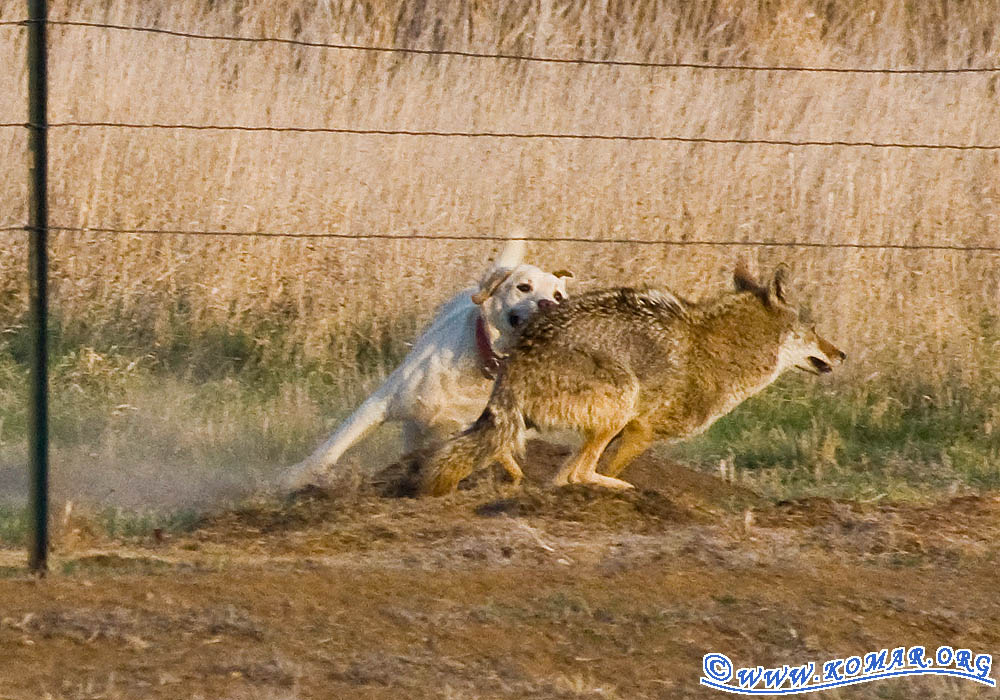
537 299 556 310
508 312 522 328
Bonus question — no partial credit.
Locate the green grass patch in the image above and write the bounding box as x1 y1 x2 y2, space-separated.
673 374 1000 501
0 502 202 549
0 310 417 459
98 506 202 540
1 310 998 516
59 554 177 576
0 503 29 547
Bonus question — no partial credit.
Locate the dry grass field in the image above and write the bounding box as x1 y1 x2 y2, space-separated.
0 0 996 503
0 2 999 696
0 0 997 377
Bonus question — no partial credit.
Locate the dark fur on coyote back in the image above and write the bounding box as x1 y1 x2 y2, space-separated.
419 263 846 495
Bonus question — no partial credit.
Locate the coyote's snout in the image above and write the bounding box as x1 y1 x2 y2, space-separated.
420 263 845 495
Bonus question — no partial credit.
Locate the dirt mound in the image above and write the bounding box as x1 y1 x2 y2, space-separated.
522 440 763 514
473 485 696 530
195 487 345 539
369 439 762 512
183 439 781 553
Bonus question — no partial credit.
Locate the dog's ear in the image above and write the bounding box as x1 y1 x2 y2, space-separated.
494 236 526 269
471 267 514 305
552 269 574 279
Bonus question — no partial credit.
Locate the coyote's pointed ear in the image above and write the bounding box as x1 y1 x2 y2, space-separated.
733 261 761 294
471 267 514 305
552 269 574 279
769 263 791 303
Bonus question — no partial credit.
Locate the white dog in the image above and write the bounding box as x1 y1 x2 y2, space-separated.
281 239 571 491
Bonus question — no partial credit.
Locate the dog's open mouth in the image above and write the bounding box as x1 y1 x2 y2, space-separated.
808 356 833 374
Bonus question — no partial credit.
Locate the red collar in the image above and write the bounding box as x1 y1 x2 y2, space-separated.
475 315 501 380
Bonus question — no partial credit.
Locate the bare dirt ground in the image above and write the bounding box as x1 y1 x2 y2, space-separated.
0 444 998 699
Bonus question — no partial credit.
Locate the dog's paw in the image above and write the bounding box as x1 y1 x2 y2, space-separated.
277 460 327 494
286 483 334 503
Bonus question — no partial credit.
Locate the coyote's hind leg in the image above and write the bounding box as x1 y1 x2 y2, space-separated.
498 450 524 487
602 418 654 478
554 426 633 489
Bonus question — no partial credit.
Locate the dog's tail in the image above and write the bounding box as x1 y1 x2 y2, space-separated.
419 385 525 496
280 389 391 492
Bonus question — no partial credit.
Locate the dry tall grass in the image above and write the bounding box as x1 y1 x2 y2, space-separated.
1 0 998 387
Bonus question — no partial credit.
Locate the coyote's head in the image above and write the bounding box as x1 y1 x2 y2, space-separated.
733 263 846 376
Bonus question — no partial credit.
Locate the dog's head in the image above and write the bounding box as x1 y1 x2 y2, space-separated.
472 263 571 352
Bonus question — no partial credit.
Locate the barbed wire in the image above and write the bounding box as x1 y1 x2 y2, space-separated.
0 122 980 151
2 18 997 75
0 225 996 252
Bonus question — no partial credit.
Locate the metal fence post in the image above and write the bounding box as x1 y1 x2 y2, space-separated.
26 0 50 575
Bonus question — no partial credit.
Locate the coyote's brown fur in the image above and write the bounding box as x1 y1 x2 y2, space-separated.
420 264 846 495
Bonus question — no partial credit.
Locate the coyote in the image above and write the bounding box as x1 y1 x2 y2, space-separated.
420 263 845 495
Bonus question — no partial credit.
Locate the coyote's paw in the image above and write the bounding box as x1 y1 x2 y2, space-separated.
581 473 635 490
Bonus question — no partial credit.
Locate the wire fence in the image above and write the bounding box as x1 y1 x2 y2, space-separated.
0 226 997 253
1 14 997 253
3 18 1000 74
0 121 996 151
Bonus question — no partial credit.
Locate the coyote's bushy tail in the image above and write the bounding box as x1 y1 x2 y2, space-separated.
420 389 525 496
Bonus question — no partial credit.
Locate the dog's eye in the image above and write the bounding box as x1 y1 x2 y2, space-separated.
517 283 532 293
553 291 563 302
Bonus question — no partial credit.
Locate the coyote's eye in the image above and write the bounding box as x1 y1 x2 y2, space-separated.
517 283 532 293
